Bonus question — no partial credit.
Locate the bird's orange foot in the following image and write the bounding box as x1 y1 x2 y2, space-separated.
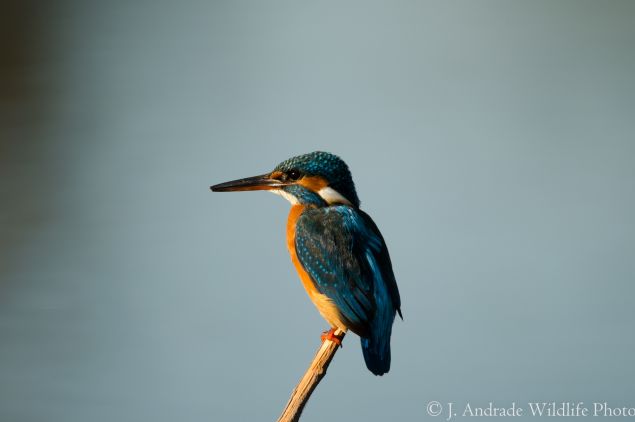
321 328 344 347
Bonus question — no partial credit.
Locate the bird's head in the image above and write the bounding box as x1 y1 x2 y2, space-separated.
211 151 360 207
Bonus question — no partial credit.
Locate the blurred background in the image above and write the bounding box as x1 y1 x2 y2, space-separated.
1 1 634 421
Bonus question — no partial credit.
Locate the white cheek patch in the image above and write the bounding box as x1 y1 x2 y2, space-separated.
271 189 299 205
317 186 353 206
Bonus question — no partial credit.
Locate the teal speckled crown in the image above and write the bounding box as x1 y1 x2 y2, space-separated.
274 151 360 207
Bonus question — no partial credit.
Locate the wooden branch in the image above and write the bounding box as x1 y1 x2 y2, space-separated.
277 329 346 422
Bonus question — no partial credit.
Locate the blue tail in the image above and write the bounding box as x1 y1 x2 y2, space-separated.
359 255 398 376
360 327 392 375
361 337 390 375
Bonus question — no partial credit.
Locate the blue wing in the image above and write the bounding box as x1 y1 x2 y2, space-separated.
295 205 401 374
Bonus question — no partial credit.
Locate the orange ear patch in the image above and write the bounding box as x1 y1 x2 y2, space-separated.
298 175 328 192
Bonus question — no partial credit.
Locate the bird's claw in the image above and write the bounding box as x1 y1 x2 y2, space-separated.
321 328 343 347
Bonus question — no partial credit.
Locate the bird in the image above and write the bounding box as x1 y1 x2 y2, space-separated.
210 151 402 375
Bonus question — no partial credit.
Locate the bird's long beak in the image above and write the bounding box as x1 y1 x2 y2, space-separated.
210 173 285 192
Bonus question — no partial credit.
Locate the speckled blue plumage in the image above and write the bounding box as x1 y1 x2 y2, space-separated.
294 205 401 375
275 151 360 207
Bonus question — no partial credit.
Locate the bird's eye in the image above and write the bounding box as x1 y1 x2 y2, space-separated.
287 169 301 180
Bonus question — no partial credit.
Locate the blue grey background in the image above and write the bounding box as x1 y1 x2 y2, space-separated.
1 1 634 421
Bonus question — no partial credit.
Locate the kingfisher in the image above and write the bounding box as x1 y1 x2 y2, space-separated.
211 151 402 375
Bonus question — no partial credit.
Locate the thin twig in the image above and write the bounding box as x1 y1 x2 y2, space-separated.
277 329 346 422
